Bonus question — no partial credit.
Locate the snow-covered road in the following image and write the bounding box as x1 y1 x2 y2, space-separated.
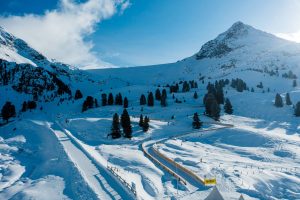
50 122 134 200
142 122 233 192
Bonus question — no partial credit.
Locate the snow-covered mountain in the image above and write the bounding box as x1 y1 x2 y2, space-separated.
0 26 97 109
1 22 300 200
90 21 300 87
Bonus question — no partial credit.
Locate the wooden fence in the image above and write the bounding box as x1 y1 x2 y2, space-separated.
107 165 137 197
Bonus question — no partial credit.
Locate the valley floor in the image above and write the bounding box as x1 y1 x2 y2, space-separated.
1 82 300 200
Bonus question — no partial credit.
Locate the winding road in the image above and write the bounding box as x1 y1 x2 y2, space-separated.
141 122 233 191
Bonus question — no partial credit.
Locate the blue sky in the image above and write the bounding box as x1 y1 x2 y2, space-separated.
1 0 300 67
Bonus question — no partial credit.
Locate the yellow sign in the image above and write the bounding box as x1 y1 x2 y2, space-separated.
204 178 216 185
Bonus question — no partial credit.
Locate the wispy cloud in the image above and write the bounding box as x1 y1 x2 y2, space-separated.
276 31 300 43
0 0 130 69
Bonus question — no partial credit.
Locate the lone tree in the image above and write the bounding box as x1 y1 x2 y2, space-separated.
121 109 132 138
139 114 144 127
111 113 121 139
147 92 154 107
143 116 150 132
224 98 233 114
101 93 107 106
192 112 202 129
286 93 292 105
155 89 161 100
274 93 283 107
124 97 128 108
193 91 198 99
295 102 300 117
74 89 83 100
140 94 146 105
108 93 114 105
1 102 16 123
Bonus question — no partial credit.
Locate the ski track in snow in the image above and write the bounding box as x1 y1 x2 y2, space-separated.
50 122 134 200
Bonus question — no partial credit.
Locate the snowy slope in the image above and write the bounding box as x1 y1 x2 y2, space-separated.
1 21 300 200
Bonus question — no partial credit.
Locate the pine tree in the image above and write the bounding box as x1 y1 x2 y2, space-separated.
162 89 167 99
115 93 123 105
121 109 132 138
286 93 292 105
155 89 161 100
161 92 167 107
86 96 94 108
147 92 154 106
204 93 216 116
143 116 150 132
1 102 16 123
182 81 190 92
74 89 83 100
101 93 107 106
140 94 146 105
295 102 300 117
216 86 224 104
293 80 297 87
210 100 221 120
27 101 37 111
21 101 27 112
193 91 198 99
108 93 114 105
124 97 128 108
192 112 202 129
82 100 88 112
274 93 283 107
224 98 233 114
111 113 121 139
139 114 144 127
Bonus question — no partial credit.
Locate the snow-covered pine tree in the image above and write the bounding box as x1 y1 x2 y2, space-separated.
101 93 107 106
192 112 202 129
139 114 144 127
111 113 121 139
121 109 132 138
147 92 154 106
108 93 114 105
140 94 146 105
224 98 233 114
274 93 283 107
193 91 198 99
143 116 150 132
124 97 128 108
295 102 300 117
155 88 161 100
286 93 292 105
74 89 83 100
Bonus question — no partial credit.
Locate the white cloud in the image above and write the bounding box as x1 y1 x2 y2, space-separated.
276 31 300 43
0 0 130 68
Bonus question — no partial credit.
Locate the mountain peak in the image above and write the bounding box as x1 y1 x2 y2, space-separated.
220 21 253 41
195 21 277 60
